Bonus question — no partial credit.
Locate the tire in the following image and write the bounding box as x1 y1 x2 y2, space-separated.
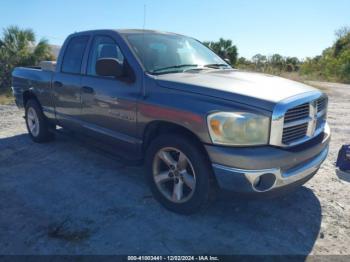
145 134 216 214
25 99 55 143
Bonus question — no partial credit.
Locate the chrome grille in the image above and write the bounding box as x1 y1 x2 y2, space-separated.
281 96 327 145
317 96 327 113
284 103 309 123
282 123 308 144
316 96 328 131
270 92 328 147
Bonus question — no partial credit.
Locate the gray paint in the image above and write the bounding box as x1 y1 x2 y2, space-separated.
155 70 318 111
11 29 329 185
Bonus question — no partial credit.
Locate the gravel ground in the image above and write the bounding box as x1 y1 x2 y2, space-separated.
0 82 349 255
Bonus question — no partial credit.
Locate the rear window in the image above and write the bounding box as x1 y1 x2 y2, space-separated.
61 36 89 74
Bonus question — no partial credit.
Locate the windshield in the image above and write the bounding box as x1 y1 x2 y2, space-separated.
126 33 230 74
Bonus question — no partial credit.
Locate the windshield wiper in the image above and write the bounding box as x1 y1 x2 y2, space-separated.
203 63 230 69
152 64 199 73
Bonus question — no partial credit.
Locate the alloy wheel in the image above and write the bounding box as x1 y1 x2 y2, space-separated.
27 107 40 137
152 147 196 203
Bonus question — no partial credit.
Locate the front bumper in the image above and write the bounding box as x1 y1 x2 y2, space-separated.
206 125 330 193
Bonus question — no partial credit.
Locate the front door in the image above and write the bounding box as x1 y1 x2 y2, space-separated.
80 35 140 151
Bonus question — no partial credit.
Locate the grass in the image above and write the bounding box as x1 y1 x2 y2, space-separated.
279 72 308 82
0 88 14 105
278 72 333 91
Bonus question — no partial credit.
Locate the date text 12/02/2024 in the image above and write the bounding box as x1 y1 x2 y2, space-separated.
127 256 219 261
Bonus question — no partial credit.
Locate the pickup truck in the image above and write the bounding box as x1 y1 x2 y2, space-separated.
12 29 330 214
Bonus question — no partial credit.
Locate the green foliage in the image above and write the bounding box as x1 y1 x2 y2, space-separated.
300 27 350 83
203 38 238 66
235 26 350 84
237 53 301 75
0 25 55 90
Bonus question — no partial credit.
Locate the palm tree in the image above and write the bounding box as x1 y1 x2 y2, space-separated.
203 38 238 66
0 25 54 89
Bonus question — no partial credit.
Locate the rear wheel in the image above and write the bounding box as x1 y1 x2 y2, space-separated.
145 134 216 214
25 99 55 143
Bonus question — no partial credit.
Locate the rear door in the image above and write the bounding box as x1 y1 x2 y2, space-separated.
80 34 140 150
53 35 90 128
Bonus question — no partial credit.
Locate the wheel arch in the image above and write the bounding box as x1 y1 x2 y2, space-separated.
142 120 209 157
23 90 40 108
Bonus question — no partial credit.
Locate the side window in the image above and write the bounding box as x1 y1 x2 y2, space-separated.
87 36 124 76
61 36 89 74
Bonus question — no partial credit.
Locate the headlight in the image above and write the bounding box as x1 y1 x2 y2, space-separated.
207 112 270 146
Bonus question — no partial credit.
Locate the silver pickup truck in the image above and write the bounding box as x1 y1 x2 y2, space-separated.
12 29 330 214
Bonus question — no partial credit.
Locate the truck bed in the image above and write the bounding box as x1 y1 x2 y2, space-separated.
12 66 55 113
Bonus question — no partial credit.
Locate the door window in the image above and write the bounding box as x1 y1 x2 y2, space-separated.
61 36 89 74
87 36 124 76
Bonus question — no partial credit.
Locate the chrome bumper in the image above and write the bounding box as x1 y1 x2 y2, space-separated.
212 145 329 193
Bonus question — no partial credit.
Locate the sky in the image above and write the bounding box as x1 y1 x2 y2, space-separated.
1 0 349 59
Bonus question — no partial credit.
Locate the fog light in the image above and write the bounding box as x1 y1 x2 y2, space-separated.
253 177 261 187
252 173 276 192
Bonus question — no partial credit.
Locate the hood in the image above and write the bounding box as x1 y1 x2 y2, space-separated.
155 70 319 111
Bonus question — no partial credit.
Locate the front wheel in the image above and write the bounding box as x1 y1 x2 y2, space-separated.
145 134 216 214
25 99 54 143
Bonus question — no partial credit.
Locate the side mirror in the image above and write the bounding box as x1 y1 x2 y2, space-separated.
224 58 231 65
96 58 124 78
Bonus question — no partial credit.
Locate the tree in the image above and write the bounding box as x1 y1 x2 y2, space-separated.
334 30 350 57
300 26 350 83
285 57 300 72
235 57 251 70
203 38 238 66
335 26 350 39
269 54 285 72
252 54 267 71
237 57 250 66
0 25 54 90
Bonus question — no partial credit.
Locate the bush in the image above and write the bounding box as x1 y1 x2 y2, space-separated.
300 27 350 83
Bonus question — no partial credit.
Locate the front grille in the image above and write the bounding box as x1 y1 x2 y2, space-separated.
284 103 309 123
282 123 308 144
317 97 327 112
281 96 327 145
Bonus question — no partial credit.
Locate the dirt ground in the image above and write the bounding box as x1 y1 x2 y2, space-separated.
0 81 349 255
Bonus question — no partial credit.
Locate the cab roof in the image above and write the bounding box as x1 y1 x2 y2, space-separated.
71 29 183 37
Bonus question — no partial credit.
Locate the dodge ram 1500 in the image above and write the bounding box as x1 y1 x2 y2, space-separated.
12 29 330 214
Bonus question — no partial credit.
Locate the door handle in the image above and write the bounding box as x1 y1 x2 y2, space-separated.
82 86 95 94
53 81 63 88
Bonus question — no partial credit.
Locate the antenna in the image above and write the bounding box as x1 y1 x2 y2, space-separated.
143 4 147 30
142 4 147 63
141 3 147 97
